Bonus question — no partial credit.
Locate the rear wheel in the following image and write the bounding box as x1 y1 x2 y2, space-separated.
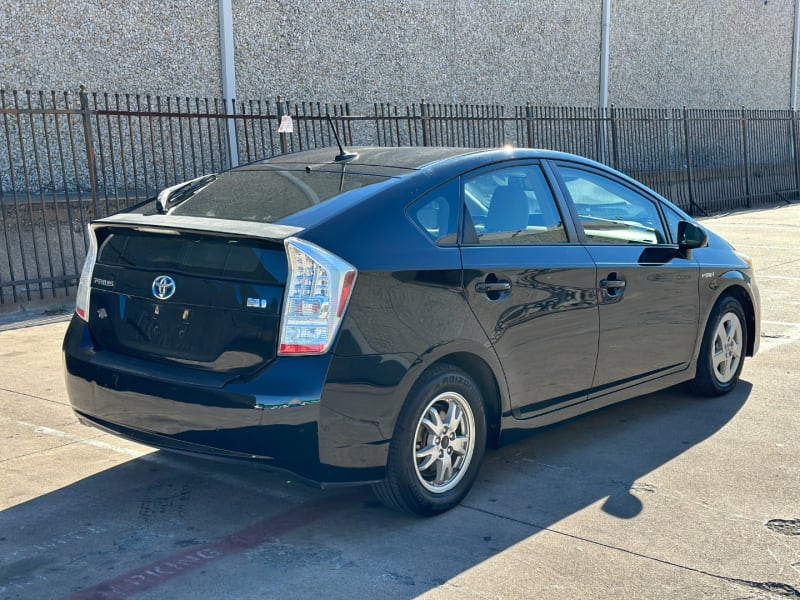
691 295 747 396
373 366 486 516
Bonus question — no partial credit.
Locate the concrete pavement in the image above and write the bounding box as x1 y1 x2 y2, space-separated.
1 204 799 599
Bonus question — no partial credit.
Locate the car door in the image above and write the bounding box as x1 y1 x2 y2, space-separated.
551 162 701 395
458 162 599 418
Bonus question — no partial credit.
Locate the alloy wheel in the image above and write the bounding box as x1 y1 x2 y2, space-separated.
413 391 476 494
712 311 743 384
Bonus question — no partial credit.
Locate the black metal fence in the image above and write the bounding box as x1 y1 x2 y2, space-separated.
2 87 799 305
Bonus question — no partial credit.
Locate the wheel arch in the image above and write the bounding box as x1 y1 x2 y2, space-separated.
715 281 757 357
417 351 504 449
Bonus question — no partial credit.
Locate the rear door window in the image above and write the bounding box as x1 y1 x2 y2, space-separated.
462 164 568 245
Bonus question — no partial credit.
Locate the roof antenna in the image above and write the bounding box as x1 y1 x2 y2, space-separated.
326 113 358 163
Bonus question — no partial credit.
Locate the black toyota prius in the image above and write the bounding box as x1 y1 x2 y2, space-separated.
63 146 760 516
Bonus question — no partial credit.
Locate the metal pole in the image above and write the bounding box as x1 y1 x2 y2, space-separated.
599 0 612 163
599 0 611 110
792 0 800 109
219 0 238 168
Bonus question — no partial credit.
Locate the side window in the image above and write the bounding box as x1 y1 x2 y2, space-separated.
463 164 567 245
408 178 459 244
558 166 667 245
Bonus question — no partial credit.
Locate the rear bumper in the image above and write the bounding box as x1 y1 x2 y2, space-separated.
62 316 388 484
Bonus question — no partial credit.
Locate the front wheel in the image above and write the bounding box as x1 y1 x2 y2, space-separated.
691 295 747 397
372 366 487 516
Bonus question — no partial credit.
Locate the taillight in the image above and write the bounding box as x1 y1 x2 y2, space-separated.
278 238 357 356
75 225 98 322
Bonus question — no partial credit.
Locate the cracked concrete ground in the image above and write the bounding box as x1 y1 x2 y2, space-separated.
1 204 799 599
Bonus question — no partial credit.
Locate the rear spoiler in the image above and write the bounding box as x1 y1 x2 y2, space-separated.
92 213 302 242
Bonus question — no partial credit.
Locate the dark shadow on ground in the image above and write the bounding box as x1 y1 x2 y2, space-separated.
0 382 752 599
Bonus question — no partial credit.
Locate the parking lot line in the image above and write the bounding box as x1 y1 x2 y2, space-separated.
762 320 800 327
15 421 151 459
757 275 800 281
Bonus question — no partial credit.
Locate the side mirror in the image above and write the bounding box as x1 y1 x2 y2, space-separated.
677 220 708 258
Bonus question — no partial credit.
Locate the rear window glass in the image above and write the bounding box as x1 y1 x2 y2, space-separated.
98 231 287 283
169 169 388 223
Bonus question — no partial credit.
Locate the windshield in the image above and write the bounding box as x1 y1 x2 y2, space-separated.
170 168 389 223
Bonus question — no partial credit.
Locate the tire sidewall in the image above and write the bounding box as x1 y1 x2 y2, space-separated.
698 296 747 395
390 367 487 515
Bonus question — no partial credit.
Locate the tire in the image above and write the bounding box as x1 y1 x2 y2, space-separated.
691 295 747 397
372 365 487 517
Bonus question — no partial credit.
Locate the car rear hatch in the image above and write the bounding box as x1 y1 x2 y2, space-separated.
85 214 298 377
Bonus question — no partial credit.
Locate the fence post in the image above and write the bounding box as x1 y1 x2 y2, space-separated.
793 110 800 195
344 102 353 145
595 106 606 164
420 99 430 147
222 97 239 169
741 107 752 209
277 95 288 155
610 105 620 170
681 107 706 216
525 102 534 148
78 85 99 219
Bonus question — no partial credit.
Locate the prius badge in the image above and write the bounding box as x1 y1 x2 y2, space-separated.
152 275 176 300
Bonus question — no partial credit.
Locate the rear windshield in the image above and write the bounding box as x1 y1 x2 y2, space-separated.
97 230 287 283
169 168 388 223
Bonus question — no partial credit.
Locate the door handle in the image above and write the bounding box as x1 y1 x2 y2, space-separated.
475 281 512 293
599 279 626 290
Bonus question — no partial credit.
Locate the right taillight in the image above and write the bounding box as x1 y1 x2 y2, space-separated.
75 225 98 322
278 237 357 356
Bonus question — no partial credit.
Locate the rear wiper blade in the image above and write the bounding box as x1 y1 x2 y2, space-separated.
156 174 217 213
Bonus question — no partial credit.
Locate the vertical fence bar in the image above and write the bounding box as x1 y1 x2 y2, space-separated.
146 95 159 193
741 108 752 209
610 105 620 169
0 89 22 303
51 91 80 281
136 95 150 198
794 110 800 195
176 96 187 182
114 94 131 209
63 92 89 252
92 93 111 215
13 90 41 299
276 96 288 155
682 107 702 215
37 90 64 296
26 90 57 297
186 97 198 177
101 93 121 213
78 86 99 218
420 99 430 147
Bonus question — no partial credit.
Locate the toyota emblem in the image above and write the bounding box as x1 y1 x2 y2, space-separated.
152 275 176 300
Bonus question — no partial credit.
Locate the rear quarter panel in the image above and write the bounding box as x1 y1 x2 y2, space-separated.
298 177 507 472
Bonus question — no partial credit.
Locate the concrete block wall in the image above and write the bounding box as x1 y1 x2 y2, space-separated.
1 0 796 109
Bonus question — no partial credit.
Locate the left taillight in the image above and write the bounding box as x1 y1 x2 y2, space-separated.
75 225 98 322
278 237 357 356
